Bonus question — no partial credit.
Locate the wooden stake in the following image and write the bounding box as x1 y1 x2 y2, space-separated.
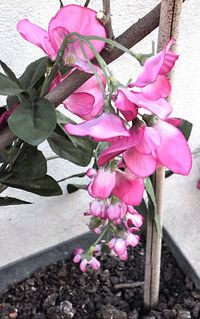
144 0 183 310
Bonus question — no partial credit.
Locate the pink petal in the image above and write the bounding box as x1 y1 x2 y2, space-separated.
106 203 121 220
131 39 178 87
80 259 87 272
165 117 182 127
64 92 94 117
90 200 102 217
124 147 157 178
48 5 106 60
127 212 144 228
131 92 172 119
86 168 97 178
114 238 127 255
126 233 140 247
64 113 130 141
64 74 105 120
141 75 171 100
89 257 100 271
159 40 179 75
17 19 56 59
115 88 172 119
98 127 144 167
89 168 116 199
135 126 161 154
119 249 128 261
114 87 138 121
154 120 192 175
112 170 144 206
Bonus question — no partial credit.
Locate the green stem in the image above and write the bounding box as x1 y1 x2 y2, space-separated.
93 224 110 247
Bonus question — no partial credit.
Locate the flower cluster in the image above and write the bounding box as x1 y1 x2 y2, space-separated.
15 4 192 272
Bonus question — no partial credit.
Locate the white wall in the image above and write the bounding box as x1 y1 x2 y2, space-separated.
0 0 199 149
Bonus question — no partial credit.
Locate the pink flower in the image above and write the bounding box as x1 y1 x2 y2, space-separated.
88 167 144 206
109 238 128 260
197 180 200 190
114 86 172 120
73 248 84 263
130 39 179 88
88 168 116 199
51 71 106 120
17 5 106 71
73 247 100 272
64 73 106 120
65 113 130 142
90 200 107 218
113 40 179 121
80 256 100 272
99 119 192 177
106 202 127 221
126 209 144 229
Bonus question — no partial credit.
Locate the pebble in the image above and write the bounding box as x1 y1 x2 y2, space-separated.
97 304 127 319
192 302 200 318
177 310 191 319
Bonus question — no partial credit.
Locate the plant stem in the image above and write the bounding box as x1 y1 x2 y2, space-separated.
93 224 110 247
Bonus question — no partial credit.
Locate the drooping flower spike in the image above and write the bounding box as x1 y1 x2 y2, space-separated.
17 5 106 72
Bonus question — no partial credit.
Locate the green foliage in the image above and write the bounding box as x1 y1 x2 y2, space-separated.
8 97 57 146
0 60 20 85
48 110 96 166
0 196 32 206
18 57 50 91
0 174 62 196
67 183 87 194
0 72 24 96
145 177 162 237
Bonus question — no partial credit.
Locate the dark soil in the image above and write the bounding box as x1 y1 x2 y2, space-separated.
1 241 200 319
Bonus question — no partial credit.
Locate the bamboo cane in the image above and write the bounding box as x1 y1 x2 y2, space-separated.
144 0 183 310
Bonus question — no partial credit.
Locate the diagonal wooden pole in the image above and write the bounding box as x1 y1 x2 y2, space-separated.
144 0 184 310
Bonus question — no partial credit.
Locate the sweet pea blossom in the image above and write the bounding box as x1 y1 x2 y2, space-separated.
113 40 178 121
65 113 130 142
50 71 106 120
17 5 106 71
73 248 100 272
130 39 179 88
98 119 192 177
88 167 144 206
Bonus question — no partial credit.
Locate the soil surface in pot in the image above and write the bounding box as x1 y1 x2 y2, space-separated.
1 241 200 319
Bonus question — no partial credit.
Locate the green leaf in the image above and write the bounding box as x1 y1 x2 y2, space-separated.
18 57 49 90
11 145 47 180
0 196 32 206
0 174 62 196
0 60 20 85
0 72 24 96
6 95 19 109
67 183 87 194
8 97 57 146
58 172 86 183
145 177 162 237
178 119 193 141
48 130 94 166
